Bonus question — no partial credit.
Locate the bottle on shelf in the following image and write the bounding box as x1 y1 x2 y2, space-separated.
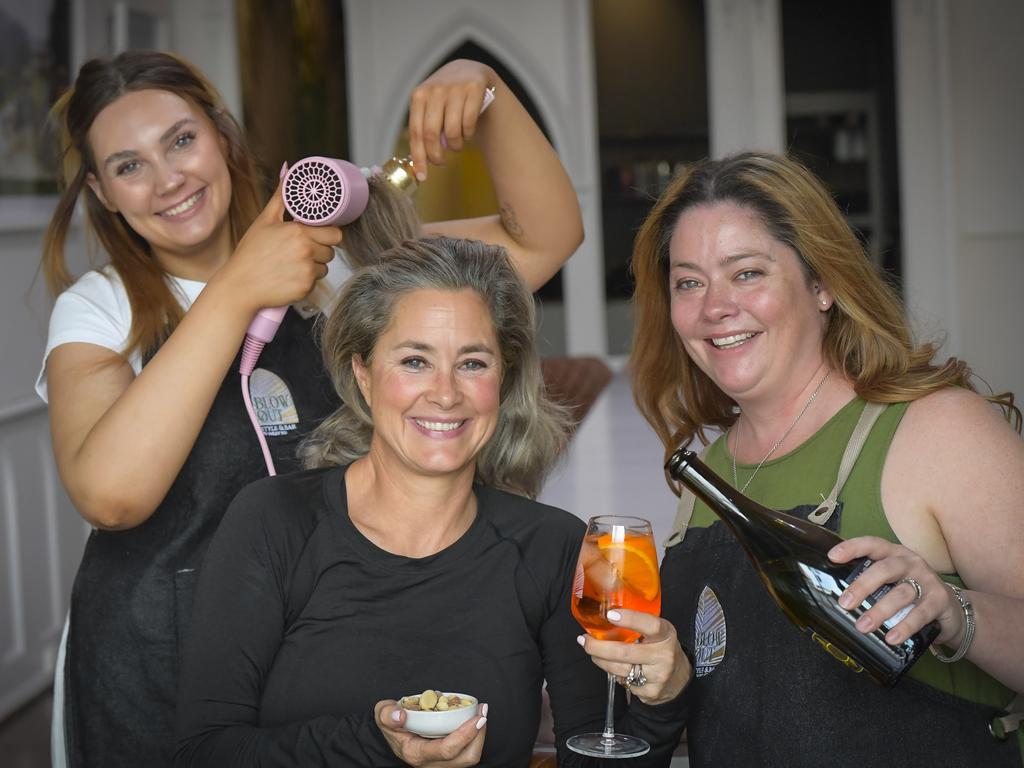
665 448 939 687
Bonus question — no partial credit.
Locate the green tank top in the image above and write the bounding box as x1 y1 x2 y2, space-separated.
691 397 1018 733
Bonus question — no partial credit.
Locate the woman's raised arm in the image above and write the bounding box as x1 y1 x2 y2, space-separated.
411 59 584 292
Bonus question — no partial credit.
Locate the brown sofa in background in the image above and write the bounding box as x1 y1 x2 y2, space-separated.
540 356 614 430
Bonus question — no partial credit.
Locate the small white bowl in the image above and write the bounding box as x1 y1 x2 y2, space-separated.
399 691 478 739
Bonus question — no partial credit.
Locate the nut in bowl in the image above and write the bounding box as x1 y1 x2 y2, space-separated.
399 690 478 738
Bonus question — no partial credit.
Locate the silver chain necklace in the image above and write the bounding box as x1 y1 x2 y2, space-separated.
731 370 832 493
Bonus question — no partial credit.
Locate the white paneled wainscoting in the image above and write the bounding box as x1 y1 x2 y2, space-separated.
0 399 87 720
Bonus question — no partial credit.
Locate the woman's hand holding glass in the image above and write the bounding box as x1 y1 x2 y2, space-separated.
568 515 686 757
578 608 692 707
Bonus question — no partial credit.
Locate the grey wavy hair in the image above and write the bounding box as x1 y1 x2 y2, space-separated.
300 236 572 498
340 176 422 268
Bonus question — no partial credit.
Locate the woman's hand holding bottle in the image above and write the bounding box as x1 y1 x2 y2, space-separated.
829 536 969 650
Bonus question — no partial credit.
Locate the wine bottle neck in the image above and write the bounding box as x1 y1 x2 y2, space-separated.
666 448 844 557
667 449 760 524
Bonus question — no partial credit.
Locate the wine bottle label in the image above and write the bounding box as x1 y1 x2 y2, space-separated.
809 631 864 673
882 605 913 630
846 558 913 630
846 557 874 584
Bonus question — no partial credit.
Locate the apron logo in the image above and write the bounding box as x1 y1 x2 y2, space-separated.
694 585 726 677
249 369 300 437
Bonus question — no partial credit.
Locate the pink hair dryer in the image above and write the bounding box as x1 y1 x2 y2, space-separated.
239 158 369 475
241 157 369 368
281 156 370 226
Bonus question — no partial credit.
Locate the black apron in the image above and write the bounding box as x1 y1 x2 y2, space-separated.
662 517 1021 768
64 309 338 768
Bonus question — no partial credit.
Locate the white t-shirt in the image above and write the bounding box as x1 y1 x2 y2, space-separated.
35 251 353 402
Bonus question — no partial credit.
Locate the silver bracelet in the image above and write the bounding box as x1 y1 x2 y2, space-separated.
930 583 975 663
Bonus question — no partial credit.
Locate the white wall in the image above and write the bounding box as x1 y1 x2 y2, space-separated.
896 0 1024 398
705 0 785 156
0 222 89 720
168 0 242 118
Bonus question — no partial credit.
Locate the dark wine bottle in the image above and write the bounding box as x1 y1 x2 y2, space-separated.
665 448 939 687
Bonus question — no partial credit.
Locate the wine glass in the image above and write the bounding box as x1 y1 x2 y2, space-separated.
568 515 662 758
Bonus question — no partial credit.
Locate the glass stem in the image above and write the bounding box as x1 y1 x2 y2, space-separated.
602 672 617 738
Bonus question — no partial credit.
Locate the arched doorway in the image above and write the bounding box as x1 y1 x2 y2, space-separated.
385 40 566 354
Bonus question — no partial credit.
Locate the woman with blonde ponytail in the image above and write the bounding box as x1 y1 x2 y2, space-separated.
38 52 582 768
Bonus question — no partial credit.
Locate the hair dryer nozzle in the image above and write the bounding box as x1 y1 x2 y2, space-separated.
282 156 369 226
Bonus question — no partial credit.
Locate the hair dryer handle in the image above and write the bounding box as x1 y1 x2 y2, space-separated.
246 305 288 344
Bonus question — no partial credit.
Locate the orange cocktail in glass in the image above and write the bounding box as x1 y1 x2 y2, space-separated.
571 526 661 642
567 515 661 759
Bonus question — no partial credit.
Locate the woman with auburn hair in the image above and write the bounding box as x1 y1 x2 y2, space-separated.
175 237 691 767
39 51 583 767
611 151 1024 766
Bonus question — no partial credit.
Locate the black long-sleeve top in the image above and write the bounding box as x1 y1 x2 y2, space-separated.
174 465 686 767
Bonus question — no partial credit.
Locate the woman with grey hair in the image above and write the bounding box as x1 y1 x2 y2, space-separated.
174 237 691 767
302 236 566 496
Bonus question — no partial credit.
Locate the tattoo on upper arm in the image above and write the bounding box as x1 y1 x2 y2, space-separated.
499 202 524 238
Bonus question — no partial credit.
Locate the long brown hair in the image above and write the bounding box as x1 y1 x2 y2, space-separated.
630 152 1020 470
42 50 263 360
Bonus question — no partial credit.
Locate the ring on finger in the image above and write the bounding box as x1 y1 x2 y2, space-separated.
624 663 647 688
898 576 923 603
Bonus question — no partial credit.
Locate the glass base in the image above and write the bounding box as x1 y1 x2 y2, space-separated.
566 731 651 759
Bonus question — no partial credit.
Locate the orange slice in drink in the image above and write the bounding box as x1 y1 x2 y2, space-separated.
596 534 660 601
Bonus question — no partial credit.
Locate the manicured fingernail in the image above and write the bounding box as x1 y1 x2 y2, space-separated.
475 716 487 730
607 610 622 622
481 703 489 717
576 635 586 647
391 710 402 722
279 161 289 179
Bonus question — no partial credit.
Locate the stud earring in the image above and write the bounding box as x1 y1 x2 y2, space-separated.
821 299 828 306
